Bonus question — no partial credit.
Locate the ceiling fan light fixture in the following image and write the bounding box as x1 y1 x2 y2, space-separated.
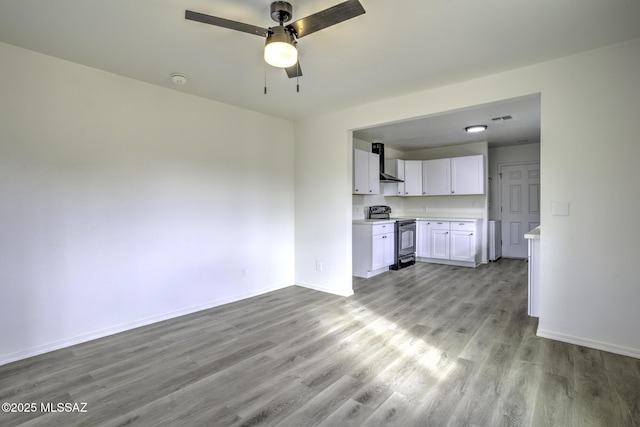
465 125 488 133
264 27 297 68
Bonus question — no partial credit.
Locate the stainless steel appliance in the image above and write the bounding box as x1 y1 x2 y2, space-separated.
391 219 416 270
365 205 416 270
365 205 392 219
371 143 403 183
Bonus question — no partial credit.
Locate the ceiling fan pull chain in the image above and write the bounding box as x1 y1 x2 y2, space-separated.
264 61 268 94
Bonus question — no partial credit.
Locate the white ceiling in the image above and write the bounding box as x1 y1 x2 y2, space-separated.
1 0 639 148
353 94 541 150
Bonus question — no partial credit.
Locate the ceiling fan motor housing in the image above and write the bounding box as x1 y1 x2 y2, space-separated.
271 1 293 23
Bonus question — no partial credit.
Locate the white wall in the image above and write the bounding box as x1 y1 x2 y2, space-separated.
295 38 640 358
0 42 295 364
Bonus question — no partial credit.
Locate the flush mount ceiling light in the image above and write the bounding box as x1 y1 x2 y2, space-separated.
264 25 298 68
465 125 488 133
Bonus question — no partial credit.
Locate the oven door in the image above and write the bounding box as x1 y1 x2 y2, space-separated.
397 220 416 257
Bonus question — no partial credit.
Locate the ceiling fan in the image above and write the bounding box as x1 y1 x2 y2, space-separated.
185 0 366 79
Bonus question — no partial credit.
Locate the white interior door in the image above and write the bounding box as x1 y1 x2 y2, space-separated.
500 163 540 258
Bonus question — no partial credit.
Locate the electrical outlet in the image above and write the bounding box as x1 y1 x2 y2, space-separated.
241 268 247 277
316 261 323 272
424 204 429 212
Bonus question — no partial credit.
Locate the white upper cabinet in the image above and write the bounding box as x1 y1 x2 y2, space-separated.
421 155 485 196
422 158 451 196
353 148 380 195
451 155 485 195
403 160 423 196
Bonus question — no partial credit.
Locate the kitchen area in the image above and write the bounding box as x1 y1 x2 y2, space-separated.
352 141 488 278
351 94 541 315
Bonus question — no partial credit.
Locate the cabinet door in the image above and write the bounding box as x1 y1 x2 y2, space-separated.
422 158 451 195
368 152 380 195
451 155 484 195
416 221 430 257
450 230 475 262
372 233 393 270
403 160 423 196
353 149 380 194
353 149 368 194
382 232 396 266
430 222 450 259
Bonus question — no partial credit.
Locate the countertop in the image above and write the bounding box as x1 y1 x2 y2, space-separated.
412 217 482 222
524 226 541 239
352 219 396 225
353 216 482 225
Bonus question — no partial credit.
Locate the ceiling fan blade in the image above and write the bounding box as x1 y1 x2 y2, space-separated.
285 62 303 79
185 10 269 37
288 0 365 39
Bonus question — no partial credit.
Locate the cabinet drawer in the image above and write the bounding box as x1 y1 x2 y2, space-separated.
450 221 475 231
430 221 450 230
372 223 394 236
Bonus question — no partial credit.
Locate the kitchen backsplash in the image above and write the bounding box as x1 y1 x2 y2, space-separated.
352 193 485 219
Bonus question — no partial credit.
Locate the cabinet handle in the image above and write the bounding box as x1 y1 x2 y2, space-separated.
469 233 473 236
369 190 372 193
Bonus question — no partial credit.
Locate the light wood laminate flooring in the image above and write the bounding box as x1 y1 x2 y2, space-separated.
1 259 639 426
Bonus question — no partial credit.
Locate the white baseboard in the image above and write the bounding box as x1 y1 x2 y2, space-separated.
295 281 354 297
416 257 479 268
0 281 294 366
537 328 640 359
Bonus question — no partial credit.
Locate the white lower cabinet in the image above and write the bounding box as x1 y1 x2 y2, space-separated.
416 219 482 267
430 222 451 259
353 222 395 278
450 221 477 262
372 232 395 271
416 220 430 258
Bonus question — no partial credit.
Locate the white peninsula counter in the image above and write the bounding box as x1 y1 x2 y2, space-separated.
525 226 541 317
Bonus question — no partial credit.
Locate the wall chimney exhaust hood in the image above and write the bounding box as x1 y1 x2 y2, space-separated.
371 143 403 183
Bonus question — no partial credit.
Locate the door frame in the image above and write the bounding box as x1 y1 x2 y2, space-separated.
497 161 541 258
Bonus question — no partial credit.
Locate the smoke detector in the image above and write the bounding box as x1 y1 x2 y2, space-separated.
171 73 188 85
